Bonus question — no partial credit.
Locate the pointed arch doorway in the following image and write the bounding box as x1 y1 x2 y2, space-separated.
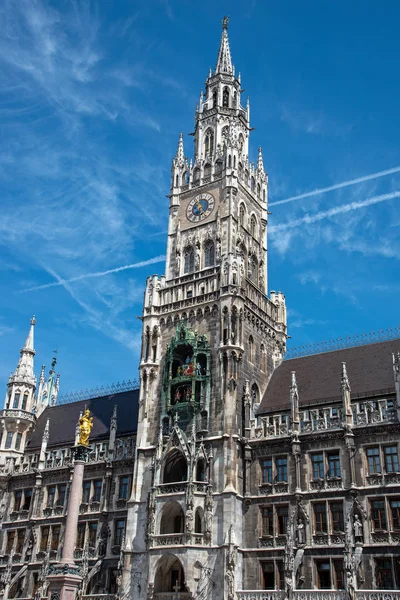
153 553 189 595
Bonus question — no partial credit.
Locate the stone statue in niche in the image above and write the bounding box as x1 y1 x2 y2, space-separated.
353 514 363 540
297 519 306 545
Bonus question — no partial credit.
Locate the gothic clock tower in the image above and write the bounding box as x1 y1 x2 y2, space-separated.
124 18 287 599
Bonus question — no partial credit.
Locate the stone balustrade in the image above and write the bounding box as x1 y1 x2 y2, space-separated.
293 592 348 600
356 592 400 600
82 595 117 600
153 594 192 600
237 592 285 600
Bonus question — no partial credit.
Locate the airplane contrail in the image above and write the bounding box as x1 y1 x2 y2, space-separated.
22 255 166 293
270 165 400 207
269 191 400 233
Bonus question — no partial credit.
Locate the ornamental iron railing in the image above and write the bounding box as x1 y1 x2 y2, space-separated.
57 379 140 404
285 326 400 359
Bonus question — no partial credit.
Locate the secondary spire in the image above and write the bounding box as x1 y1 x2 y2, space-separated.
215 16 233 75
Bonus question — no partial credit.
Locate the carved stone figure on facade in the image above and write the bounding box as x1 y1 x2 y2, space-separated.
353 514 363 541
297 519 306 546
216 240 221 263
186 508 194 535
175 253 180 277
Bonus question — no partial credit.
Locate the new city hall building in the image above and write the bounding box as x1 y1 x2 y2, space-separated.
0 19 399 600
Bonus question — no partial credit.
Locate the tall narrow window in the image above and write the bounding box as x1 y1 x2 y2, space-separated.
262 507 273 537
114 519 126 546
390 499 400 530
250 215 256 237
47 486 56 508
371 499 387 530
119 476 130 500
15 530 24 554
21 392 29 411
276 457 288 482
262 562 275 590
314 503 327 533
204 130 214 156
6 531 15 554
249 336 255 362
376 559 394 590
311 453 325 479
333 560 345 590
367 447 381 474
88 522 98 547
204 242 215 268
57 484 67 507
82 481 91 504
40 526 50 552
93 480 102 502
223 87 229 107
316 561 331 589
212 89 217 108
77 523 85 549
239 204 245 226
5 432 13 449
328 452 341 478
51 525 60 551
23 489 32 511
384 445 399 473
184 247 195 273
15 432 22 451
277 506 288 535
260 345 266 371
261 459 272 484
14 491 22 512
13 392 20 409
330 502 344 532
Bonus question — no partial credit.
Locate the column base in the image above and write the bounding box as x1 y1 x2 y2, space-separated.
46 564 83 600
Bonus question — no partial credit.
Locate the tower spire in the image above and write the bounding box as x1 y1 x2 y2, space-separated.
9 316 37 388
175 132 184 163
257 147 265 173
215 16 233 75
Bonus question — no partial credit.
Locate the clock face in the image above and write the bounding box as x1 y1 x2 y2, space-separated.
186 193 215 223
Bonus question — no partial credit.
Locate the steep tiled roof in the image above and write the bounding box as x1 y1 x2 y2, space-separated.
26 389 139 449
258 339 399 414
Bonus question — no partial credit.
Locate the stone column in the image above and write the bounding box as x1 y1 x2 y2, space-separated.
46 445 91 600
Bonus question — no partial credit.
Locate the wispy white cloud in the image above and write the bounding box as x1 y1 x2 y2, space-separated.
270 165 400 207
21 255 166 292
269 191 400 234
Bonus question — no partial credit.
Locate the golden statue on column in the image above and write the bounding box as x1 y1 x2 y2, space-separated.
78 409 93 446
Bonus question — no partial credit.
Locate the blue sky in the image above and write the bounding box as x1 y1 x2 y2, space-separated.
0 0 399 396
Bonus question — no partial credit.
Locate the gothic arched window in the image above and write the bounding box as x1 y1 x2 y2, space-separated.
250 256 258 285
204 163 211 179
184 246 195 273
260 344 266 372
223 87 229 107
13 391 20 409
239 204 245 227
257 183 261 197
204 130 214 156
250 215 257 237
195 508 203 533
163 450 188 484
204 242 215 268
22 392 29 411
249 336 255 363
193 168 200 183
251 383 260 416
251 176 255 191
213 89 218 108
215 159 223 175
233 91 237 107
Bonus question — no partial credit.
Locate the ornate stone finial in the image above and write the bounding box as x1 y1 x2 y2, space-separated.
222 15 230 30
78 409 93 446
256 146 265 173
341 362 351 392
